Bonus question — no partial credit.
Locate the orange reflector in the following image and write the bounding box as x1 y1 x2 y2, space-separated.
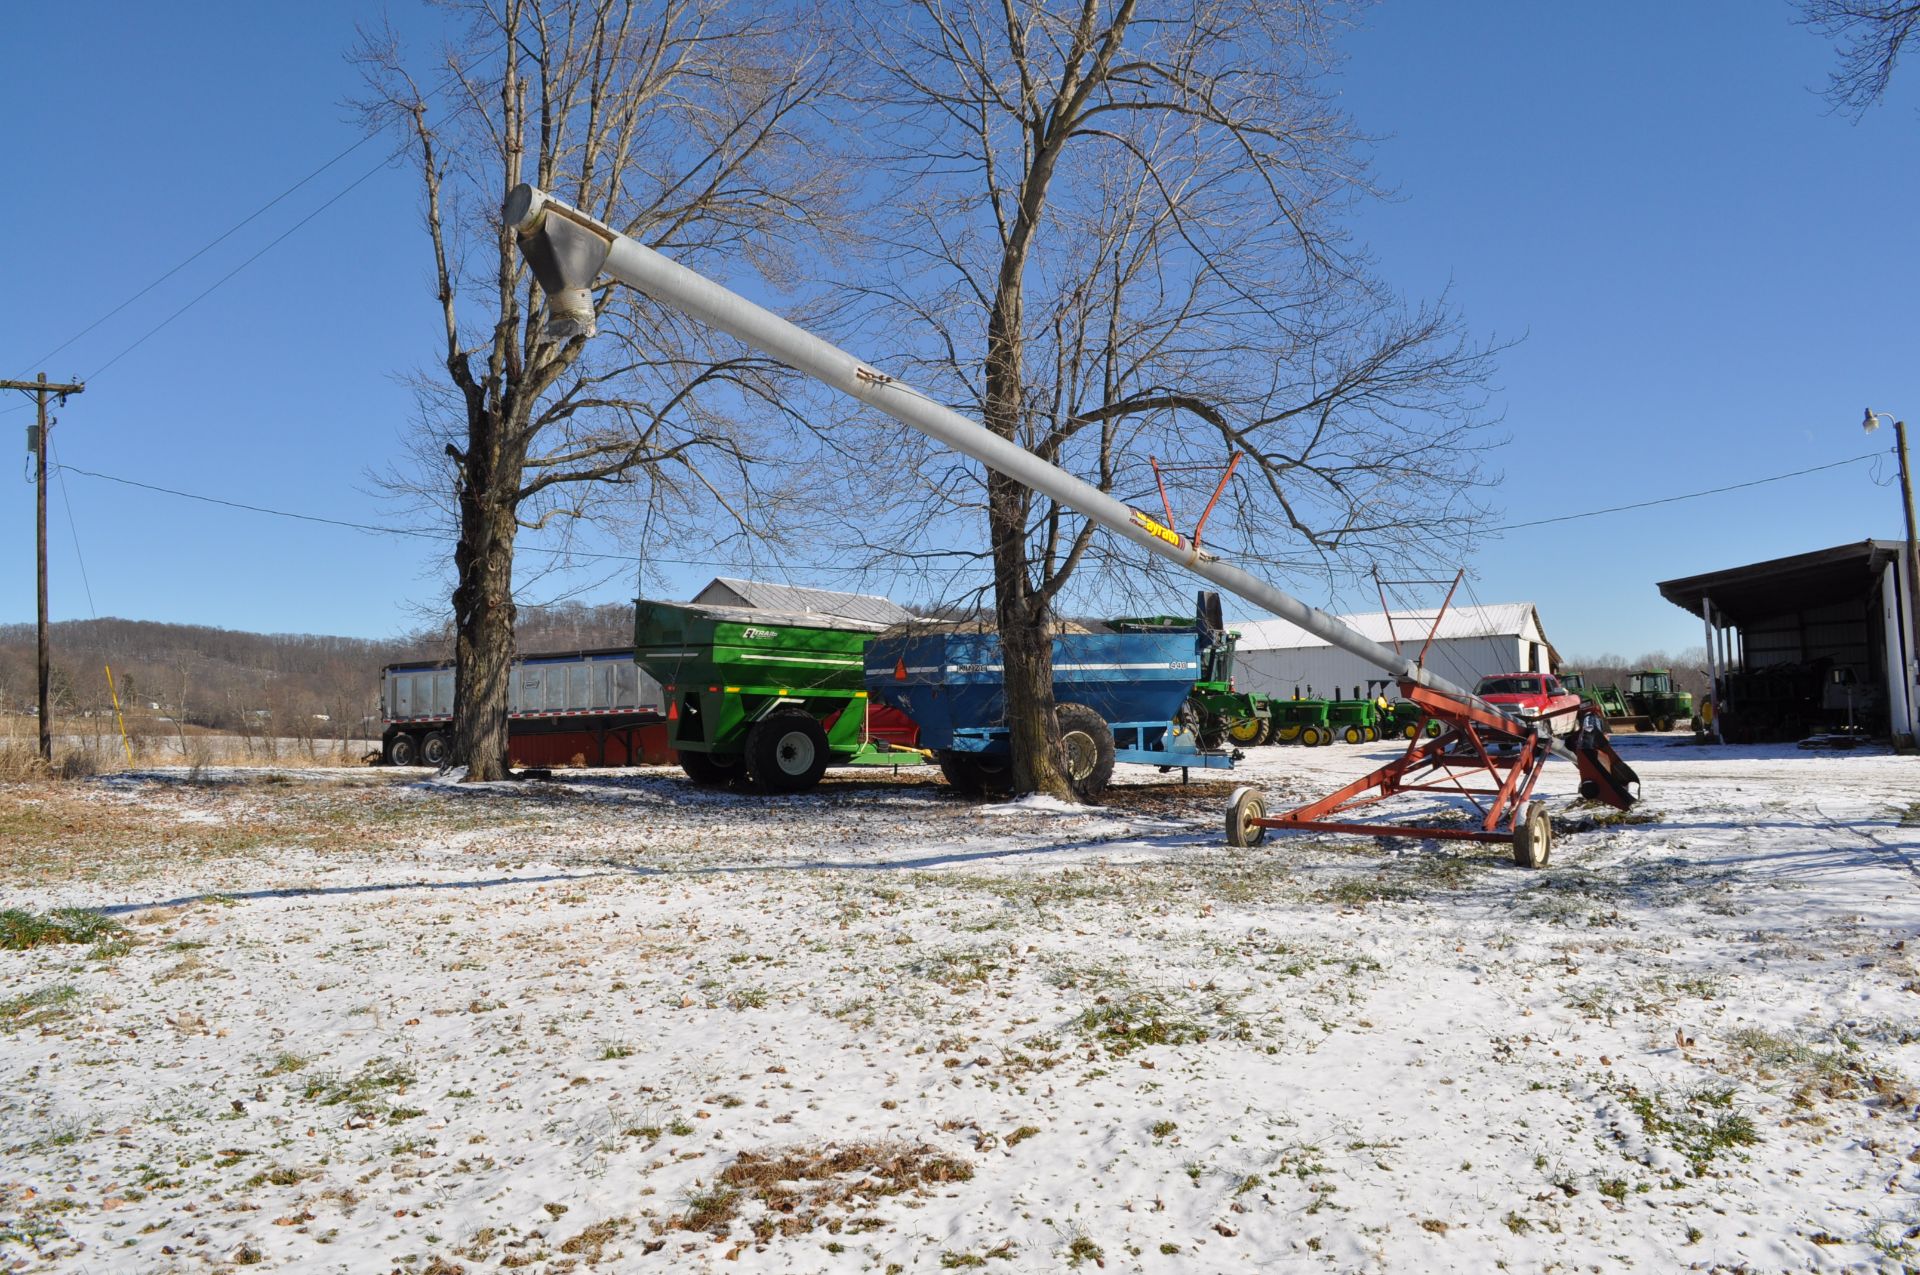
668 701 679 720
894 658 908 681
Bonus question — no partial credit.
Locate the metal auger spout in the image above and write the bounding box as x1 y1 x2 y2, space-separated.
506 183 1639 860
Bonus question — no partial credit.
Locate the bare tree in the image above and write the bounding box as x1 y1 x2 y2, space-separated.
1800 0 1920 115
355 0 838 779
846 0 1501 798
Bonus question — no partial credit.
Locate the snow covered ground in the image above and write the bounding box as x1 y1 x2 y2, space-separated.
1 736 1916 1273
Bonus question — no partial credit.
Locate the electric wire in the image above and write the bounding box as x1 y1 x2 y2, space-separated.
1 70 490 417
1486 451 1881 532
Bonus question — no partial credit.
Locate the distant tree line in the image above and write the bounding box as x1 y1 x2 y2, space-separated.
0 602 638 739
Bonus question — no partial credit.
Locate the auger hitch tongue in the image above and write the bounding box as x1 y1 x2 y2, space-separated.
506 182 1647 869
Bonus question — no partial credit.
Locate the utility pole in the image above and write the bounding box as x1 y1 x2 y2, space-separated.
3 373 85 761
1866 409 1920 743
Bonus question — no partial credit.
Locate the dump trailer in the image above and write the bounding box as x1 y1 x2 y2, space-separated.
636 599 922 793
509 185 1641 867
380 648 669 768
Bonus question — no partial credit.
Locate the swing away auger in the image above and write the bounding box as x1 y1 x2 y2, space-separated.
504 183 1641 867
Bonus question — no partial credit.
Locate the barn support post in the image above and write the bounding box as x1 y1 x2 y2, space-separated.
1702 595 1724 744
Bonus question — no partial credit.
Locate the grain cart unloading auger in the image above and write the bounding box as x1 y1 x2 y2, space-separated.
506 185 1641 868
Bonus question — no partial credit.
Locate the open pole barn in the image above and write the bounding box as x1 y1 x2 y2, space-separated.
1658 539 1919 746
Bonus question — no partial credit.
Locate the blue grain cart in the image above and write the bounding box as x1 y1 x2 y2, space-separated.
864 630 1232 799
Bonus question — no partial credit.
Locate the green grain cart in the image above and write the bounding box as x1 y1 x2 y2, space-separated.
635 599 922 792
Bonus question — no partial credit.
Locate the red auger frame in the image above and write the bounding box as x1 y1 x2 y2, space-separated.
1224 682 1641 869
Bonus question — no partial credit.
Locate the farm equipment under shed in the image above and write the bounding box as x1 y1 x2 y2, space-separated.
508 184 1644 866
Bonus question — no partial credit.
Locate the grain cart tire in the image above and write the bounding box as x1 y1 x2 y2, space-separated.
1227 715 1265 747
679 749 744 787
1055 702 1117 801
1512 803 1552 870
971 752 1015 795
937 750 985 796
1225 786 1268 848
745 711 831 793
386 733 419 766
420 732 451 768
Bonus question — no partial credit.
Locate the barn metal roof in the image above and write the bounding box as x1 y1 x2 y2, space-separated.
1657 539 1907 625
693 577 916 626
1236 602 1548 654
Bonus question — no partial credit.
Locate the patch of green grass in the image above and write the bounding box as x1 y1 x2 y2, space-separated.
261 1051 308 1077
1073 996 1208 1057
1 983 79 1031
0 907 124 950
1149 1120 1177 1138
301 1057 416 1110
1316 878 1418 907
1065 1234 1104 1267
599 1042 634 1060
1620 1085 1759 1175
726 987 769 1010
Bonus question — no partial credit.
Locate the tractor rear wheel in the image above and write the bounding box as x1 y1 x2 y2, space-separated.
1227 715 1265 747
1274 724 1302 744
680 749 744 787
745 711 831 793
1056 702 1117 801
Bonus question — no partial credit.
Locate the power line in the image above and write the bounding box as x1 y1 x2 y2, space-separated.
1487 451 1883 532
54 462 991 576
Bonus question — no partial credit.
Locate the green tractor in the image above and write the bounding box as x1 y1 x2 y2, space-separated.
1109 592 1275 748
1559 670 1691 732
1623 669 1693 733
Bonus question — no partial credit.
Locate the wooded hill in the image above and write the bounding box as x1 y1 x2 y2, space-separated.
0 602 637 734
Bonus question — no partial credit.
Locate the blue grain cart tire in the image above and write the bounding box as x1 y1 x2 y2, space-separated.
680 749 744 787
937 749 1015 798
1056 702 1117 801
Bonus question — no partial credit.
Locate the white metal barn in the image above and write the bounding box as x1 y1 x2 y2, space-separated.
1234 603 1560 701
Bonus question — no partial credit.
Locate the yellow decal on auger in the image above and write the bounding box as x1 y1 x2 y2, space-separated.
1129 508 1184 549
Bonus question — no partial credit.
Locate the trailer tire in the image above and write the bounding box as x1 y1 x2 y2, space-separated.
386 733 419 766
937 750 985 796
1225 786 1267 848
1055 702 1116 801
1512 803 1552 869
679 749 743 787
744 711 830 793
420 731 451 768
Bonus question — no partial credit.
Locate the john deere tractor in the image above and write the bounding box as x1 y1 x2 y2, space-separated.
1623 669 1693 733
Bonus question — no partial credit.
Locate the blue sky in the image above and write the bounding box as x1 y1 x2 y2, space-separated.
2 1 1915 659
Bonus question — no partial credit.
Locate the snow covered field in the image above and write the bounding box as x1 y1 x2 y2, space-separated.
2 737 1916 1273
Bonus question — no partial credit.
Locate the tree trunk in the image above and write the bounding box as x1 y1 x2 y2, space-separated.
451 406 526 782
985 275 1071 799
989 470 1070 799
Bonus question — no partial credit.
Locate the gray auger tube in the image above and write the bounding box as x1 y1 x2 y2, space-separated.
504 183 1550 750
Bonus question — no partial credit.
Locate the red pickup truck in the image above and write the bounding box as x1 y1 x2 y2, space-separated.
1474 673 1584 735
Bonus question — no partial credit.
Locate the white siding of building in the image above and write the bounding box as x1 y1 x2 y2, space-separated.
1232 603 1554 700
